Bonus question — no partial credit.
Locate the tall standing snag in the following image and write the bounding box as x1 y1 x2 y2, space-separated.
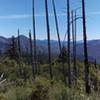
71 11 77 85
82 0 91 93
17 29 21 59
74 11 77 77
67 0 71 87
74 11 77 84
71 11 75 80
32 0 37 74
94 59 98 91
52 0 66 84
17 29 22 77
29 30 35 78
45 0 53 79
52 0 62 52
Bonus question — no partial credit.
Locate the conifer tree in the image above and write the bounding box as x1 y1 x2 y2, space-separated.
6 36 18 61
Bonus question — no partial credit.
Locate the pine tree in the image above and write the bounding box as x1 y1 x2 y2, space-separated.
6 36 18 61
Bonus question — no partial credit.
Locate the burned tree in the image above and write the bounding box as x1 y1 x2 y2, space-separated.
52 0 62 52
29 30 35 78
74 11 77 78
52 0 66 84
45 0 53 79
17 30 29 80
82 0 91 93
17 29 21 60
94 59 98 91
17 29 23 78
67 0 71 87
71 10 77 85
32 0 37 74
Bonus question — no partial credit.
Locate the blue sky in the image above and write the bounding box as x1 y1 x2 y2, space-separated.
0 0 100 40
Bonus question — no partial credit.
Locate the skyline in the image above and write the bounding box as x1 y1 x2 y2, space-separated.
0 0 100 40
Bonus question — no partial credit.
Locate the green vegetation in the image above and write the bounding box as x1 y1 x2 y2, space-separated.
0 0 98 99
0 57 100 100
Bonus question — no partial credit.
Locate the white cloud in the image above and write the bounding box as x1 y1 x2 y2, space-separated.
0 11 100 20
0 14 31 19
0 13 67 20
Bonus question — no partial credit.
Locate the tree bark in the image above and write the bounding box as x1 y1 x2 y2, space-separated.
45 0 53 79
82 0 91 93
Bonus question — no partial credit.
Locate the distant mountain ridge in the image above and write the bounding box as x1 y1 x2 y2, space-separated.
0 35 100 63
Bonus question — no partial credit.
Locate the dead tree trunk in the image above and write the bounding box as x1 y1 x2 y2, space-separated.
94 59 98 91
52 0 66 84
67 0 71 87
17 29 22 77
82 0 91 93
17 29 21 59
74 11 77 78
52 0 62 52
45 0 53 79
32 0 37 74
29 30 35 78
71 11 77 85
